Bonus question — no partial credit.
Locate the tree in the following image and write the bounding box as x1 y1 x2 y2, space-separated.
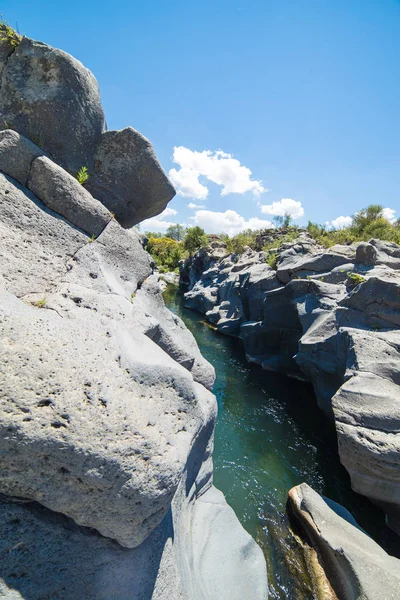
166 223 186 241
352 204 384 233
183 226 208 255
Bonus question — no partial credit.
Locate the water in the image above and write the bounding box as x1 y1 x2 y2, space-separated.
163 285 399 599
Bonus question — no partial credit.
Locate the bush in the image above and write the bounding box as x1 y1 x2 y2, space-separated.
0 18 21 48
146 236 182 271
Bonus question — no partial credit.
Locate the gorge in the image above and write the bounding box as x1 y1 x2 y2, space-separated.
0 23 399 600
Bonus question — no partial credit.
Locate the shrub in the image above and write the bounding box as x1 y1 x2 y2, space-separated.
347 272 366 286
147 236 182 271
76 166 89 185
0 18 21 48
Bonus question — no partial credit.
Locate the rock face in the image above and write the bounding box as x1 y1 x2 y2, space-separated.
288 483 400 600
0 37 267 600
182 234 400 534
0 36 176 229
87 127 176 228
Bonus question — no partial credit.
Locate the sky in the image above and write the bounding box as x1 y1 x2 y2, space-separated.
2 0 399 234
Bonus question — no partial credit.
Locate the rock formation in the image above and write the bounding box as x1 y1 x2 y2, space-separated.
288 483 400 600
0 33 267 599
181 233 400 536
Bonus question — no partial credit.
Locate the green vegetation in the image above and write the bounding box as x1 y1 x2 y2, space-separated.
76 166 89 185
306 205 400 248
182 226 208 256
166 223 186 241
347 272 366 286
0 18 22 48
146 236 183 272
33 297 46 308
143 204 399 273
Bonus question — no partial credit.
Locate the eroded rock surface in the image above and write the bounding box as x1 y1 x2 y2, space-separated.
288 483 400 600
182 234 400 534
0 35 267 600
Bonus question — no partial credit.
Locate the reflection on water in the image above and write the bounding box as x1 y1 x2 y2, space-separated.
163 285 398 598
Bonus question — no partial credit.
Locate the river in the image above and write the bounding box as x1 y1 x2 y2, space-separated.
163 284 398 599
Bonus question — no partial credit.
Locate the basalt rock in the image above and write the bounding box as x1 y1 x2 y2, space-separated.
0 37 105 174
288 483 400 600
87 127 176 228
182 235 400 534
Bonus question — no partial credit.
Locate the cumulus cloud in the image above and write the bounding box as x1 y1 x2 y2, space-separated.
330 215 353 229
191 209 273 236
382 207 397 223
188 202 206 209
260 198 304 219
169 167 209 199
169 146 265 199
140 207 178 231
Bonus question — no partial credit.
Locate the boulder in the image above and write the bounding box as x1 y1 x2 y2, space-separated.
355 241 377 266
0 37 105 173
288 483 400 600
27 156 112 237
86 127 175 228
0 129 45 185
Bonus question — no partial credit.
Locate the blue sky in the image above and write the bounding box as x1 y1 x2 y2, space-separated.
3 0 399 233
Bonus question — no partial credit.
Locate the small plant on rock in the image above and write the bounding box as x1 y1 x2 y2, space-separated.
33 297 46 308
76 166 89 185
347 272 366 286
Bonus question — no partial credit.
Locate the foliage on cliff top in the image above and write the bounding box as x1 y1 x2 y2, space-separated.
0 18 22 48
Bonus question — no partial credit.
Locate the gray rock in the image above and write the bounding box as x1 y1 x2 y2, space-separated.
0 289 215 548
27 156 112 237
0 37 105 173
276 250 350 284
87 127 175 228
0 129 45 185
0 172 87 297
0 28 15 78
355 241 377 265
288 483 400 600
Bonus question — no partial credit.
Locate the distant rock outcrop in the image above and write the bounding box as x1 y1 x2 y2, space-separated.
0 34 267 600
182 234 400 536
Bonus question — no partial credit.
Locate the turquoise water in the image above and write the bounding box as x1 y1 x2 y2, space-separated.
163 285 398 599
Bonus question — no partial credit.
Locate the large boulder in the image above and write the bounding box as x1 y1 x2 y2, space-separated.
0 37 105 174
86 127 176 228
288 483 400 600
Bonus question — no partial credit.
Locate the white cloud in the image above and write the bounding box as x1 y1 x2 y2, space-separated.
188 202 206 209
330 215 353 229
191 209 273 236
260 198 304 219
169 167 209 199
382 207 397 223
169 146 265 199
140 206 178 231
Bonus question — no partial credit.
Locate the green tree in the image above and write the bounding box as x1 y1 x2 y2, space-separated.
166 223 186 241
352 204 384 233
183 226 208 255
